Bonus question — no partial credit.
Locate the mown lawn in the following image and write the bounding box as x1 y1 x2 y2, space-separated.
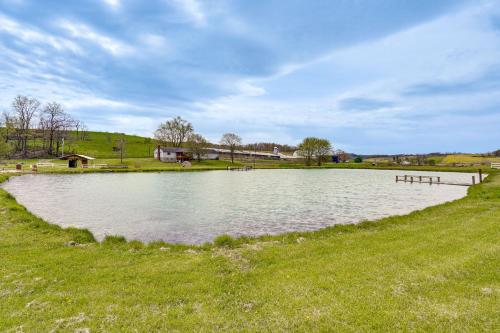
0 172 498 331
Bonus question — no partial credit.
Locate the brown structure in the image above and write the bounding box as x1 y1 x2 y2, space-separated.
60 154 95 168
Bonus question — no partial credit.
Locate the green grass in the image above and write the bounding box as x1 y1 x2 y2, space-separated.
62 131 156 158
2 157 492 175
442 154 500 164
0 171 498 331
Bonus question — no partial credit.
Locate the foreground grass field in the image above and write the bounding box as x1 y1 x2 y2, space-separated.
0 172 499 331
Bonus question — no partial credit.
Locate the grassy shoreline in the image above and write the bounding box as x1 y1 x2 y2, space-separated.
0 172 498 331
2 157 493 175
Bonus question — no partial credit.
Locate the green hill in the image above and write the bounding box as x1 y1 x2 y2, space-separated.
64 131 156 158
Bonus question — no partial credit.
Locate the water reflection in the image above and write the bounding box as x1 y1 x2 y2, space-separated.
2 169 471 244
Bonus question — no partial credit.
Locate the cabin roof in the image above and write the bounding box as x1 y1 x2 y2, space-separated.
157 147 189 153
60 154 95 160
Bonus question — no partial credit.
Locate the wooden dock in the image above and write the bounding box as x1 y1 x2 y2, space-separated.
396 174 475 187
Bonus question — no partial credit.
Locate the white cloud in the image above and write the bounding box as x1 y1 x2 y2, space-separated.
101 0 120 9
58 20 132 56
140 33 173 55
236 81 266 97
168 0 206 27
0 15 82 54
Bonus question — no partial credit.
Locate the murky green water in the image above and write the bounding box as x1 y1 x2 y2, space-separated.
2 169 471 244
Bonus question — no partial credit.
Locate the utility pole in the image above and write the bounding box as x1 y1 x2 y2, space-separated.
61 137 64 157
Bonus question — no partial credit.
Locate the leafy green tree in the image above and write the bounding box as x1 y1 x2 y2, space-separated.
298 137 332 166
297 137 316 166
187 133 208 162
313 138 332 166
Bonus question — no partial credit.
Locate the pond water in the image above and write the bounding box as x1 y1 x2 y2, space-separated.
2 169 472 244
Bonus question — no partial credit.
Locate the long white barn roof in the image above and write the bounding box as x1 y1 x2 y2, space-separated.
206 148 280 158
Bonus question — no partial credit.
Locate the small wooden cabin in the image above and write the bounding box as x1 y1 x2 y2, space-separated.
60 154 95 168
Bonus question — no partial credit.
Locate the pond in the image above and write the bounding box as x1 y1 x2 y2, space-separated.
2 169 472 244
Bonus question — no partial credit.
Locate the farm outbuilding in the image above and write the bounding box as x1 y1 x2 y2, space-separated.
154 146 220 162
60 154 95 168
154 147 191 162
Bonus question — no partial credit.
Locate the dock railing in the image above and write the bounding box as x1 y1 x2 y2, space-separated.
396 173 481 187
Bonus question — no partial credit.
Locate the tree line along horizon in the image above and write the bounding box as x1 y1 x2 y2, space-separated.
0 95 339 165
154 116 337 165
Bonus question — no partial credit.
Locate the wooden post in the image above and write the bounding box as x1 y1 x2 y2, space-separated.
430 177 432 185
437 177 440 183
419 176 422 182
395 175 398 182
410 176 413 183
404 175 407 182
472 176 475 185
479 169 483 183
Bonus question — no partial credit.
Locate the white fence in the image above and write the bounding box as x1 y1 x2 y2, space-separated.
491 162 500 169
36 162 54 167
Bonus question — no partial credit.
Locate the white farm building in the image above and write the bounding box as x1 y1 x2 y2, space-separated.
154 146 219 162
154 146 283 162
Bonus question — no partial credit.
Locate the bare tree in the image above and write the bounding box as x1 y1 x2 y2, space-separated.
11 95 40 157
74 119 81 138
154 116 193 147
116 135 126 164
41 102 67 155
80 122 89 140
53 113 74 156
220 133 242 164
187 133 208 162
336 150 349 163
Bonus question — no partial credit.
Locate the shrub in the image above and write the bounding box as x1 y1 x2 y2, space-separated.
67 227 96 243
102 235 127 245
128 240 144 250
354 156 363 163
213 234 236 248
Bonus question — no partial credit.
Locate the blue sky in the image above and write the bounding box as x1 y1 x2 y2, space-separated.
0 0 499 154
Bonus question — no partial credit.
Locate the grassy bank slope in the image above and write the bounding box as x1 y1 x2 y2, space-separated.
64 131 155 158
0 173 499 331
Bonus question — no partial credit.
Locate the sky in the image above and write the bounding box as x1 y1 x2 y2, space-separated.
0 0 499 154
